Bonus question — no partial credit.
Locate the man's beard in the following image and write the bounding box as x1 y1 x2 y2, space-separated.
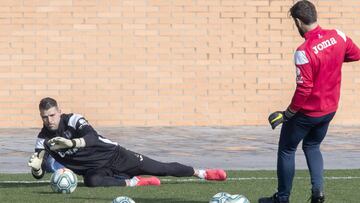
294 20 305 38
46 124 58 132
297 27 305 38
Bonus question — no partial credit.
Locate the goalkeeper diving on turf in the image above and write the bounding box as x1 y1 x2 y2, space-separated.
28 97 227 187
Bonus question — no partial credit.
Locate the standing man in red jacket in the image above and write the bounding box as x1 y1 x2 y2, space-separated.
259 1 360 203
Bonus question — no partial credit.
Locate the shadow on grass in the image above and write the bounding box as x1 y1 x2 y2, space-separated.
0 182 49 188
0 182 86 188
36 191 56 194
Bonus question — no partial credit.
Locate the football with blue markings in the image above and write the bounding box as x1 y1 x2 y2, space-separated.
50 168 77 194
225 194 250 203
112 196 136 203
209 192 232 203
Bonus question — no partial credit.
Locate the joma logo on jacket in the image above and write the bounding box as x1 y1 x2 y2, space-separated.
312 37 337 54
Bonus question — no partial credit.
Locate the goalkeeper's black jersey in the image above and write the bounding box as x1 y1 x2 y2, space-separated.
35 113 141 176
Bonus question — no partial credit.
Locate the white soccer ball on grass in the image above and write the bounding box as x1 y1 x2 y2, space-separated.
112 196 136 203
209 192 232 203
225 194 250 203
50 168 78 194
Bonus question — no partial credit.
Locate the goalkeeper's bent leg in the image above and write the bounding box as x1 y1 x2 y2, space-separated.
84 169 127 187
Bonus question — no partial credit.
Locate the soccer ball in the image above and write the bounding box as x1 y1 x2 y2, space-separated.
112 196 136 203
50 168 77 194
209 192 231 203
225 194 250 203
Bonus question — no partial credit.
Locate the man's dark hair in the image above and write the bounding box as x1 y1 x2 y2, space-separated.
39 97 58 110
290 0 317 25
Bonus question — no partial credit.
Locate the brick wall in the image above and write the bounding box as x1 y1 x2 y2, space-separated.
1 0 360 127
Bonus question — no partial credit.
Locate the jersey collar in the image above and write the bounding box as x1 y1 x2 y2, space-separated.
304 25 322 39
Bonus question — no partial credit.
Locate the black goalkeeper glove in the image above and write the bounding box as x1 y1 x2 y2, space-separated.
268 108 296 129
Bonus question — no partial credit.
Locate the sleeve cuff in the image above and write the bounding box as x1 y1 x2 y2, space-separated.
31 168 45 179
72 138 86 148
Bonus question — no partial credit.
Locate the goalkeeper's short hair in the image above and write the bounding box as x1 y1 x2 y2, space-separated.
39 97 58 110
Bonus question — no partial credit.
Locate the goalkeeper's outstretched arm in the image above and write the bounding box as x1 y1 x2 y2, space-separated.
47 137 86 151
28 150 46 179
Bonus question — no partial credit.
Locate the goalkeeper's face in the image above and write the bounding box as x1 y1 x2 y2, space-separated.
40 107 61 131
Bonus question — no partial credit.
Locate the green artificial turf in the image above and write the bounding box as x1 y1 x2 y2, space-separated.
0 170 359 203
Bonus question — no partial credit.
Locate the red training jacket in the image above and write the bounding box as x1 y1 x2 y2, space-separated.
289 26 360 117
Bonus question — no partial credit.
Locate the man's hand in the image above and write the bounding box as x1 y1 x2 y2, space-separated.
48 137 74 151
48 137 86 151
28 151 45 170
28 151 45 179
268 108 296 129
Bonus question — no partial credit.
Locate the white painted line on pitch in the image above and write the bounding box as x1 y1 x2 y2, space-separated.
161 176 360 182
1 176 360 184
